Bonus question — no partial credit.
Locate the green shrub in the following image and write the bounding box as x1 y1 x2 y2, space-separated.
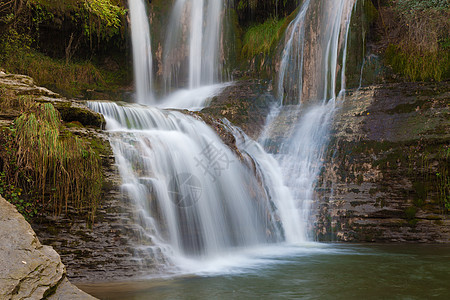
28 0 126 42
396 0 449 15
0 28 128 98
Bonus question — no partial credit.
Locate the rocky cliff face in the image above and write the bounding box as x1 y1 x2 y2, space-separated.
0 196 96 299
314 82 450 242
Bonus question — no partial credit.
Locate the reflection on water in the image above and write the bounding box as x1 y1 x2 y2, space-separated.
77 244 450 299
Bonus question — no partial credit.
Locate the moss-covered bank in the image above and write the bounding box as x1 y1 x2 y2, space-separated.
0 72 108 223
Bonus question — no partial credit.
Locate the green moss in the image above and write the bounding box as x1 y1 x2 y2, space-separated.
405 206 418 223
56 104 105 128
385 44 450 82
363 0 378 24
241 17 286 59
412 180 427 207
65 121 84 128
88 136 112 158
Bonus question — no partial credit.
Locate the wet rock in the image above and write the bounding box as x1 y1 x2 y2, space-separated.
0 196 96 299
0 72 147 281
30 132 158 282
315 82 450 243
201 79 275 139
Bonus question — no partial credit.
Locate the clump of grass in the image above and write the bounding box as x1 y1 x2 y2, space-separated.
435 146 450 213
0 86 35 112
5 102 103 221
241 17 286 59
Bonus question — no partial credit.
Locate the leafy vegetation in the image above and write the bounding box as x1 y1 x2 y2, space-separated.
241 17 285 59
1 0 127 47
383 0 450 81
0 0 129 97
0 91 103 222
0 28 129 98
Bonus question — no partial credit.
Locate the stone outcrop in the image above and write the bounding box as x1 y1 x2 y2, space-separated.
0 72 104 127
315 82 450 242
0 196 96 299
201 79 275 140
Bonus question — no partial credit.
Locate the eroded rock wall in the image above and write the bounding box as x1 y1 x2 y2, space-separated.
315 82 450 242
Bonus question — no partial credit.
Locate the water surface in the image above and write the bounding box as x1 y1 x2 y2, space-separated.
78 244 450 299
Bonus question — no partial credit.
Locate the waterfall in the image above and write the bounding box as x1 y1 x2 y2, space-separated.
277 0 356 104
129 0 154 104
277 0 311 105
264 0 357 240
89 0 360 272
88 101 292 263
163 0 224 91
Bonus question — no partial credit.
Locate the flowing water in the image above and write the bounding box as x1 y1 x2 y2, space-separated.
129 0 153 103
91 0 359 269
262 0 357 241
88 101 294 262
163 0 224 91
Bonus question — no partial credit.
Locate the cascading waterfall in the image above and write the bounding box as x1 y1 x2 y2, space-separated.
163 0 224 91
263 0 357 241
277 0 356 104
277 0 311 105
90 0 359 273
88 101 292 263
129 0 153 104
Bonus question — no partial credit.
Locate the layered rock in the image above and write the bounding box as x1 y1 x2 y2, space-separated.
0 72 104 127
315 82 450 242
0 196 96 299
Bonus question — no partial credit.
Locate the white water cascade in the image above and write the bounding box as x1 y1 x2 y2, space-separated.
263 0 357 241
129 0 153 104
88 101 293 263
90 0 360 273
163 0 224 91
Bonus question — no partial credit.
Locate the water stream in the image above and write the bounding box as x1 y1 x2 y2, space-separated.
262 0 357 241
88 101 289 263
